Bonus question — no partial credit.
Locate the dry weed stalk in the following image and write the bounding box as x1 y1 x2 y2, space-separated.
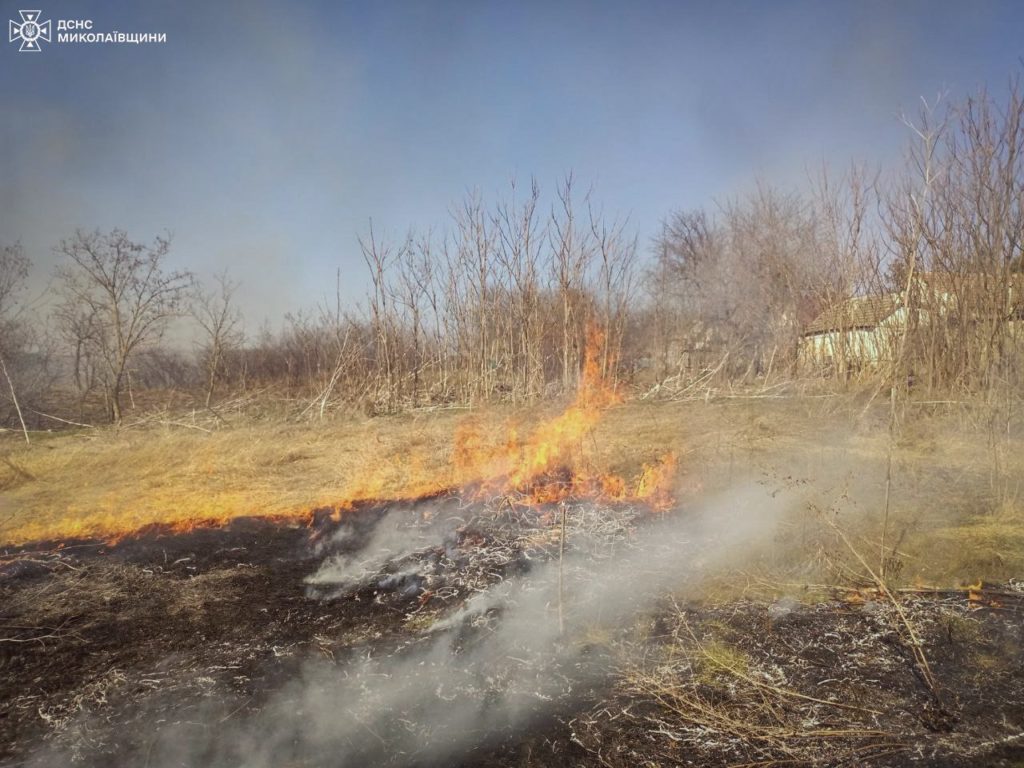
819 507 945 712
613 606 901 765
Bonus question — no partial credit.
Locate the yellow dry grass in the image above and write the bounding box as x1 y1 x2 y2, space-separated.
0 400 695 544
1 395 1021 589
0 409 457 543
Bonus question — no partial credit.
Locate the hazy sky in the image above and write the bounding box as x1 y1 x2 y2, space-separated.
2 0 1022 329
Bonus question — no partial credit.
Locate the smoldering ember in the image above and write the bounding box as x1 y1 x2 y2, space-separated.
3 4 1024 768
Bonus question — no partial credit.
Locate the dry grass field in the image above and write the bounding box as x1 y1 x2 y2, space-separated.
2 394 1021 587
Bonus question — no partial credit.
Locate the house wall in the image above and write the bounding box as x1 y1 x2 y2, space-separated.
798 326 896 372
801 284 1024 378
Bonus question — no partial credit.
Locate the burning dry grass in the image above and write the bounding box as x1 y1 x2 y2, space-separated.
3 378 1023 768
0 416 405 543
0 397 688 548
0 330 685 543
1 390 1023 589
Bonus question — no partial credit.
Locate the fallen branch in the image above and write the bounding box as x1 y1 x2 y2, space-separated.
27 410 96 429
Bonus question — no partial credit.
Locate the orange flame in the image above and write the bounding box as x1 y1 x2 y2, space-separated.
337 323 677 511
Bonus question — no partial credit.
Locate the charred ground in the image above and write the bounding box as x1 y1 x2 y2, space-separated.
2 490 1023 767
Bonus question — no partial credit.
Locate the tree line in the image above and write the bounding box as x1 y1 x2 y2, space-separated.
1 78 1023 431
649 77 1024 396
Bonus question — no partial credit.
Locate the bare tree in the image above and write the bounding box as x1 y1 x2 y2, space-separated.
360 222 415 412
53 303 101 417
808 163 881 380
549 174 594 392
653 185 824 381
55 230 194 424
452 191 499 402
494 179 546 401
590 202 638 383
192 270 244 408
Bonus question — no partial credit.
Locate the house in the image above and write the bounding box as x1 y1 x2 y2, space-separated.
799 293 903 372
800 272 1024 375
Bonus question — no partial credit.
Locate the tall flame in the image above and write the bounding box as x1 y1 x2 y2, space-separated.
338 323 677 510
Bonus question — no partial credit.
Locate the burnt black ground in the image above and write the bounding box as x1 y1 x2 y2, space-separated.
1 503 1023 767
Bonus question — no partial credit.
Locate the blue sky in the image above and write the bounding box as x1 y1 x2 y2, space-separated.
2 0 1023 328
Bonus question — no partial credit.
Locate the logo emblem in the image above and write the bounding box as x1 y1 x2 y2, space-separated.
9 10 51 52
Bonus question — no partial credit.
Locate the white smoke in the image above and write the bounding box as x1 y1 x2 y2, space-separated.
306 501 465 595
28 480 795 767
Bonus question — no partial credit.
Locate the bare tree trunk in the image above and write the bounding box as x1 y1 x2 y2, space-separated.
110 377 123 424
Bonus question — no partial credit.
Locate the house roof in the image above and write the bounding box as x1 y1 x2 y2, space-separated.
804 272 1024 336
803 294 900 336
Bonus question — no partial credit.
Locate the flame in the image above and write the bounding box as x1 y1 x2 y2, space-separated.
634 453 679 508
336 323 677 511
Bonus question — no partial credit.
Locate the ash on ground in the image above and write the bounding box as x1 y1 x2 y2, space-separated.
1 493 1022 767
